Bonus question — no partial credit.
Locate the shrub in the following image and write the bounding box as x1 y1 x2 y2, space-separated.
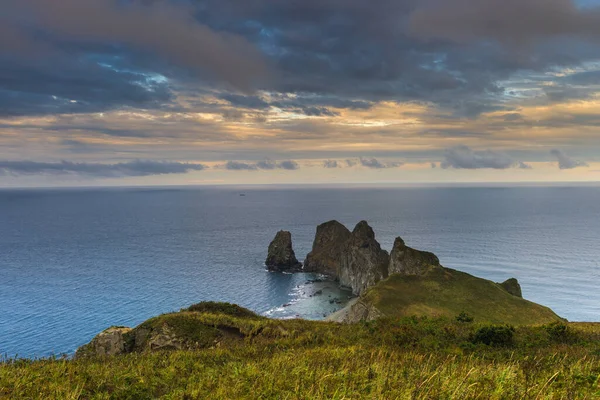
471 325 515 347
455 312 474 323
544 321 576 343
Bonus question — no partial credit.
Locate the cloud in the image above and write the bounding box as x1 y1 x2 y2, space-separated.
441 145 527 169
224 161 258 171
278 160 300 170
223 159 300 171
0 160 207 178
503 113 524 122
5 0 268 91
344 157 405 169
360 157 404 169
4 0 600 120
256 160 278 170
299 107 339 117
220 94 270 109
550 149 589 169
323 160 339 168
518 161 533 170
0 60 174 117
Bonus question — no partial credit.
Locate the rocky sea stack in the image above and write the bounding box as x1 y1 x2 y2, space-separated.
338 221 389 295
300 220 443 295
304 220 351 276
265 230 302 272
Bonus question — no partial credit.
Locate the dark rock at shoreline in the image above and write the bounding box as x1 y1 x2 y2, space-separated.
338 221 389 295
388 237 441 276
304 220 351 277
500 278 523 298
266 231 302 272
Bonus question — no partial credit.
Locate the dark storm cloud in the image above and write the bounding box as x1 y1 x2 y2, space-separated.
441 146 529 169
409 0 600 45
0 55 174 117
0 160 207 177
222 0 600 115
4 0 268 91
223 159 300 171
550 149 589 169
3 0 600 118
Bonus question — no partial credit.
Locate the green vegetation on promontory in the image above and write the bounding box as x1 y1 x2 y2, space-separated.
2 302 600 399
335 266 563 325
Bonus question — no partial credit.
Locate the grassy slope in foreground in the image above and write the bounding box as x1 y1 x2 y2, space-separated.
356 266 563 325
2 303 600 399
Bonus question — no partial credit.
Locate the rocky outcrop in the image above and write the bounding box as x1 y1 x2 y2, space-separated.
144 325 186 351
266 231 302 272
75 326 133 358
338 221 389 295
268 220 445 295
500 278 523 298
327 298 383 323
304 220 351 277
388 237 441 276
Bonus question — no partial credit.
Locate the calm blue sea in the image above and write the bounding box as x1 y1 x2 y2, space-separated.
1 185 599 358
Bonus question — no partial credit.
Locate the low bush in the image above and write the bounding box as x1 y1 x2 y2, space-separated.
544 321 577 343
456 312 474 323
471 325 515 347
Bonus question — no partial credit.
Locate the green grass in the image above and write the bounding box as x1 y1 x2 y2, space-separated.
360 267 563 325
2 304 600 399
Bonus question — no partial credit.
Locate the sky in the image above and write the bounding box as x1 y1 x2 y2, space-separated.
1 0 600 187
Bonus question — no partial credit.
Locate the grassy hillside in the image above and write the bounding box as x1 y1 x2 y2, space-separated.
2 303 600 399
358 266 563 325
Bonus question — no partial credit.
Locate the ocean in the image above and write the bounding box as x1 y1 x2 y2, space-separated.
1 185 599 358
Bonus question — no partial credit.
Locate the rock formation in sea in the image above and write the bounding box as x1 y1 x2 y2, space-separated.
500 278 523 298
265 230 302 272
338 221 390 295
302 220 442 294
388 237 441 275
303 220 351 277
275 220 525 300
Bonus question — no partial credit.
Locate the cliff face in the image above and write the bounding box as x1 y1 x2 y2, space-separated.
303 220 351 277
265 231 302 272
388 237 441 276
338 221 389 295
